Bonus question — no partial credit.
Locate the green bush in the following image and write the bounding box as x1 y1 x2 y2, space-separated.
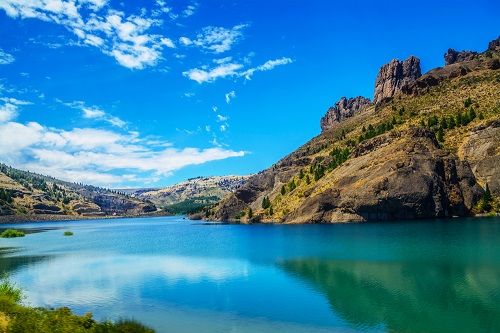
0 229 25 238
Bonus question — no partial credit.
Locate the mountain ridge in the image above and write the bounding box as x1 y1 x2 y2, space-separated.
209 36 500 223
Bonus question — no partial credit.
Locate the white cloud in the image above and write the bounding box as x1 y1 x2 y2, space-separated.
182 3 198 17
0 104 18 122
0 1 176 69
183 63 243 83
225 90 236 104
182 24 248 54
0 98 31 123
241 57 293 79
184 57 293 84
179 36 193 46
62 100 126 128
0 120 246 187
216 114 228 122
0 49 15 65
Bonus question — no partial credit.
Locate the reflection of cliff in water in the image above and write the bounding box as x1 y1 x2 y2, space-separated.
279 259 500 333
0 247 52 275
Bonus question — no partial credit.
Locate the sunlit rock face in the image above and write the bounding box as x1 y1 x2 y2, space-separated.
320 96 372 132
373 56 421 104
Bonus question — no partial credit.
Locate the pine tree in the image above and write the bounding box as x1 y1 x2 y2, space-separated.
468 107 476 121
281 185 286 195
269 205 273 215
305 175 310 185
448 116 456 129
436 127 444 142
248 208 253 219
299 169 304 179
478 112 484 120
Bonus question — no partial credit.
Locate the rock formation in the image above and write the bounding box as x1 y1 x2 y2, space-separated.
444 48 478 65
488 36 500 51
373 56 421 104
320 96 372 132
210 36 500 224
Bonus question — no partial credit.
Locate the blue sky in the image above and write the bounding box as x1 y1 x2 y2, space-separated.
0 0 499 188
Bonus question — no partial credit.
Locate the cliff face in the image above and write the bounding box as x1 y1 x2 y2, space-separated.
211 36 500 224
284 128 481 223
320 97 372 132
373 56 421 104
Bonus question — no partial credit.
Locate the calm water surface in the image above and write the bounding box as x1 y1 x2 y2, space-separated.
1 216 500 333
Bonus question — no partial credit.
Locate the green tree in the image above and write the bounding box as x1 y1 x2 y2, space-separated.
269 205 273 216
448 116 456 129
464 97 473 108
478 112 484 120
288 179 296 192
262 196 271 209
305 175 310 185
468 107 476 121
248 208 253 219
478 183 492 212
299 169 304 179
281 185 286 195
436 127 445 142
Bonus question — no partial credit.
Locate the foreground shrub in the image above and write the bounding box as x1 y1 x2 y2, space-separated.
0 276 155 333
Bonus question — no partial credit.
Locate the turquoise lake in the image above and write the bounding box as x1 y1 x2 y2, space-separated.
1 216 500 333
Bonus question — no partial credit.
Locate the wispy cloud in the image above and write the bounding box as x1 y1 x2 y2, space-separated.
179 24 248 54
240 57 294 79
225 90 236 104
0 1 177 69
182 2 198 17
60 100 126 128
184 57 293 84
0 49 15 65
183 63 243 83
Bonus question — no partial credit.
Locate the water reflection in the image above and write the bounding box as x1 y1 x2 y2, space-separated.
0 247 53 275
279 258 500 333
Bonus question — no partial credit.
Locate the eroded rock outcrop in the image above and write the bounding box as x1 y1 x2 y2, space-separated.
444 48 478 65
459 120 500 196
373 56 421 104
284 128 482 223
320 96 372 132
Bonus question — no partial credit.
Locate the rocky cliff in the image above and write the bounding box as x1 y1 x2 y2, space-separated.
320 96 372 132
373 56 421 104
210 36 500 224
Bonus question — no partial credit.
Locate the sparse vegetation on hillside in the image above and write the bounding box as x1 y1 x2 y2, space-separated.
210 44 500 223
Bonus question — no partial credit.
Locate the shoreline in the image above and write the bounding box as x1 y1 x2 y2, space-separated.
0 211 172 224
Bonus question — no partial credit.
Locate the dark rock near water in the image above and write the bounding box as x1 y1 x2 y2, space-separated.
320 96 372 132
373 56 421 104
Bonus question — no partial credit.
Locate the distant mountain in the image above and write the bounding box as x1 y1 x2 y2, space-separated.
210 36 500 223
0 164 157 220
125 175 250 215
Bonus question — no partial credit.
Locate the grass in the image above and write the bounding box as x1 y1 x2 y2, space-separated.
63 231 74 236
0 229 25 238
0 275 155 332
